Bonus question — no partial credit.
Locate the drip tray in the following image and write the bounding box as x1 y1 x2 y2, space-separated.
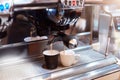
0 48 118 80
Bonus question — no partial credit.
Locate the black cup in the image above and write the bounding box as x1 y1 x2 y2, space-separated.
43 50 59 69
0 31 7 38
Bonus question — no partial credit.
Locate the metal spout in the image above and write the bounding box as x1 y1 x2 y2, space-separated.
48 32 78 49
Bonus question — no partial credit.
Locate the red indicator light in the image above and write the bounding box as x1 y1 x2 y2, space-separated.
72 0 76 6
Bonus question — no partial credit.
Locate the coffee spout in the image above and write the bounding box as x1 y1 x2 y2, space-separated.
62 35 78 49
48 32 78 49
68 39 78 49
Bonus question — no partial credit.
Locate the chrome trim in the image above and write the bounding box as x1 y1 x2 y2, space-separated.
71 45 91 52
65 64 120 80
14 7 48 11
76 32 91 36
13 0 58 5
0 39 48 49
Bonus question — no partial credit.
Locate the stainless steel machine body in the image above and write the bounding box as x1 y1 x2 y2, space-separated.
99 5 120 57
0 0 120 80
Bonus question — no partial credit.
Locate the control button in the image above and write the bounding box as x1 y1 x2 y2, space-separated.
77 0 79 6
69 1 71 6
80 0 83 5
5 3 9 9
72 0 76 6
65 0 67 5
0 4 4 11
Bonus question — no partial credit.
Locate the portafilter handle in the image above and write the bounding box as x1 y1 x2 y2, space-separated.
48 32 78 49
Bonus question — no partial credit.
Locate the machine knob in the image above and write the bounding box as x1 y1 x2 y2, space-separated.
0 4 4 11
5 3 9 10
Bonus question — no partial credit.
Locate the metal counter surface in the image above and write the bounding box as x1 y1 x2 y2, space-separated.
0 47 119 80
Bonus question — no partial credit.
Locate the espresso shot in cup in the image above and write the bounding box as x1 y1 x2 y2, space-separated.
43 50 59 69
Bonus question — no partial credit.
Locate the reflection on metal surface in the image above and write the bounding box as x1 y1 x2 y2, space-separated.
14 0 34 5
13 0 58 5
45 57 117 80
25 49 118 80
65 64 120 80
71 45 91 52
0 39 48 49
76 32 91 36
0 62 42 80
14 7 48 11
0 55 27 66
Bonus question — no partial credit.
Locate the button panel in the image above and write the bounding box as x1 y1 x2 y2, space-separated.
62 0 84 7
0 0 12 14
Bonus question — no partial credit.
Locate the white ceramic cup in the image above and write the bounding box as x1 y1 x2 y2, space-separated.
60 50 77 67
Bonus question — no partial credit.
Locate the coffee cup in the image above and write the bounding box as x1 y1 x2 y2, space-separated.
43 50 59 69
60 50 77 67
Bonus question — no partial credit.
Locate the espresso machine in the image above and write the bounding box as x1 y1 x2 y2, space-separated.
1 1 120 80
6 0 84 49
0 0 85 57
